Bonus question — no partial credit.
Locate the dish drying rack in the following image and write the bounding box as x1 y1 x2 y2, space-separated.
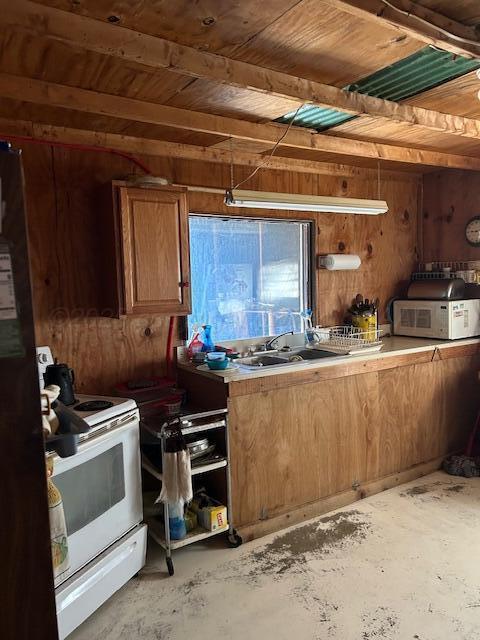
311 325 383 355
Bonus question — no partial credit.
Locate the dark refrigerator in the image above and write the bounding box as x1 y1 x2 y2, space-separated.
0 144 58 639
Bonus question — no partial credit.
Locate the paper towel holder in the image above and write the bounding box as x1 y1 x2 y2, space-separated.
317 254 362 271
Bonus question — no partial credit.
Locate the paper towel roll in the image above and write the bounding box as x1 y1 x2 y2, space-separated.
318 254 361 270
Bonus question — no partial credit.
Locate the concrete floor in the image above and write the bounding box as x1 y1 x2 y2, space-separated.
70 471 480 640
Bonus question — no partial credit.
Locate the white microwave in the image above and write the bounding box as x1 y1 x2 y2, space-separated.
393 298 480 339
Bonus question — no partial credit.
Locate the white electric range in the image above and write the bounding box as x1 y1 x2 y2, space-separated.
37 347 147 640
68 393 138 439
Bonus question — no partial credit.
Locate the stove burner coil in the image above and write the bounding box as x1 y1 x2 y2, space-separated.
74 400 114 412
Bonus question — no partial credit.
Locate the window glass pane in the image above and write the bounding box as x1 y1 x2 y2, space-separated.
188 216 311 341
54 444 125 535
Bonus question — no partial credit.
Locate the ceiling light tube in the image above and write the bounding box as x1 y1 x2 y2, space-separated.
224 189 388 215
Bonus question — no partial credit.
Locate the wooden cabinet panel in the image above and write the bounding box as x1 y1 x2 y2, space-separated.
371 355 480 479
116 185 190 315
228 374 376 527
228 354 480 530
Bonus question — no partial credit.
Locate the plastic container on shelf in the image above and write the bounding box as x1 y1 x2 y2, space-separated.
206 352 226 361
113 376 177 403
137 392 185 420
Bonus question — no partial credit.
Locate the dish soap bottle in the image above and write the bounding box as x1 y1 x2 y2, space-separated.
201 324 215 353
187 324 204 358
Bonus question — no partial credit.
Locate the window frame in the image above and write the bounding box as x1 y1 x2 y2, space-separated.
187 213 316 340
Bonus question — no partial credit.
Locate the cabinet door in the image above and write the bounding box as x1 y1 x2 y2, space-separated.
117 186 191 315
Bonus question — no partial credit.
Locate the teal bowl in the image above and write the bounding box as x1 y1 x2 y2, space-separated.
206 359 229 370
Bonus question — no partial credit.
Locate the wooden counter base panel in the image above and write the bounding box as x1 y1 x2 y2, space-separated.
238 455 445 542
228 353 480 532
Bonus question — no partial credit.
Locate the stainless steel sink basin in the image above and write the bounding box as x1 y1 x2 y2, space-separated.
236 348 343 370
289 349 341 360
255 355 289 365
235 354 296 369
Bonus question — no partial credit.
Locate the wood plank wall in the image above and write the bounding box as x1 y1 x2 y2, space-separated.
21 141 420 393
423 169 480 262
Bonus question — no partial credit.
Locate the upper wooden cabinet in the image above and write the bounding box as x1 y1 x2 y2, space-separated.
109 183 191 316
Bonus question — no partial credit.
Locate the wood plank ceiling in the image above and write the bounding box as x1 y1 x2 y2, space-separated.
1 0 480 173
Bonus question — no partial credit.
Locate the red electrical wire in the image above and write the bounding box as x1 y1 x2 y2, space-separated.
0 131 178 375
166 316 176 381
0 132 152 174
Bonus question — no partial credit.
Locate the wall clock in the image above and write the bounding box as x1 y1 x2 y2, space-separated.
465 216 480 247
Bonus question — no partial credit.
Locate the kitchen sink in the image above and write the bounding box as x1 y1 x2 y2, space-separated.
290 348 342 360
235 354 296 369
254 355 290 366
236 348 343 370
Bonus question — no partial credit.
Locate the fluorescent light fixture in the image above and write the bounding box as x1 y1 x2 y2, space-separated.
224 189 388 215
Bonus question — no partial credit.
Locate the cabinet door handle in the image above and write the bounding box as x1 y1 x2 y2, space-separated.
180 281 190 288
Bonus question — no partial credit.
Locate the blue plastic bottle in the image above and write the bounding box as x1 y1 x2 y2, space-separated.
168 501 186 540
201 324 215 353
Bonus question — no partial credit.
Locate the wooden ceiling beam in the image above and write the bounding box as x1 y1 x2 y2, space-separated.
1 74 480 171
324 0 480 59
0 118 415 178
5 1 480 140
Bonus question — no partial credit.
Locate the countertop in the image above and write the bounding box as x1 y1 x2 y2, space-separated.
177 336 480 385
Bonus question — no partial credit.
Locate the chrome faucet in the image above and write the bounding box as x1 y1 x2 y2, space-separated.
265 331 294 351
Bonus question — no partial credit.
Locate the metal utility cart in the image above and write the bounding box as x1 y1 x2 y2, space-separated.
141 408 242 576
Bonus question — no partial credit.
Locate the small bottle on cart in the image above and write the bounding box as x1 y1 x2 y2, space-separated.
168 500 186 540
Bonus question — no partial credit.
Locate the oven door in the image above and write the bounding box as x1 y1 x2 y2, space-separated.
52 411 142 586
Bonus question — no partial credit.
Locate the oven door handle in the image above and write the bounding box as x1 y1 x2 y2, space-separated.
78 411 139 446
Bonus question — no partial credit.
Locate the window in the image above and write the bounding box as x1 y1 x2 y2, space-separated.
188 215 313 342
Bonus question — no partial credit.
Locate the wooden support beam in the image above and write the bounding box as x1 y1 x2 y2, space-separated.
1 74 480 171
0 117 392 178
5 1 480 139
324 0 480 59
